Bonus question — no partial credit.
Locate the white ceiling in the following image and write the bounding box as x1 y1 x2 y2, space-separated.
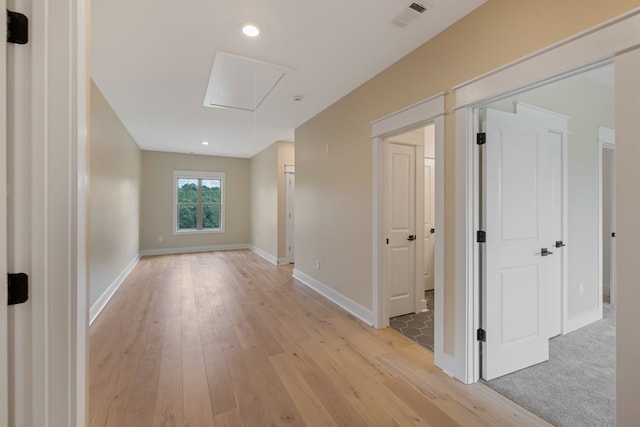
92 0 485 158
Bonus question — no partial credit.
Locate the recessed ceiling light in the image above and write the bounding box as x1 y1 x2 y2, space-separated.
242 24 260 38
201 141 209 146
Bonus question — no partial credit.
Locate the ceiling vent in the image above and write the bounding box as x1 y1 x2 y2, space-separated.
203 51 290 112
392 2 428 28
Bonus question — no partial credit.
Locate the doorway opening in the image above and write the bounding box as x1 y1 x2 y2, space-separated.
385 124 436 352
475 62 616 427
371 93 447 368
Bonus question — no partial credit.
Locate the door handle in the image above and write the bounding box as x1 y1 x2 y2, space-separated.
430 228 435 234
407 235 416 241
555 241 566 248
540 248 553 256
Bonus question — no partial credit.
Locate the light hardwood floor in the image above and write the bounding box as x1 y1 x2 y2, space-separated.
89 250 551 427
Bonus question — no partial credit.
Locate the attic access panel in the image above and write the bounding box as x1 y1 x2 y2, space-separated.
203 51 289 112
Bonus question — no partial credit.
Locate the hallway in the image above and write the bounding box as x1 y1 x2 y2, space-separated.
89 250 550 426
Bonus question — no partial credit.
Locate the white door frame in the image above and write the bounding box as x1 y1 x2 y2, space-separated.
599 127 616 305
0 0 8 424
371 93 453 373
7 1 88 425
284 165 295 264
453 8 640 384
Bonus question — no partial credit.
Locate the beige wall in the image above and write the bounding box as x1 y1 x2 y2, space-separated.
89 81 141 306
250 140 294 261
140 151 250 251
250 143 278 257
295 0 640 355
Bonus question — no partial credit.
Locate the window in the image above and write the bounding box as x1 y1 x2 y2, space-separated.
173 170 225 233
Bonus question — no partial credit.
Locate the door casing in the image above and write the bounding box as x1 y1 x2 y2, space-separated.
0 0 8 423
371 93 451 374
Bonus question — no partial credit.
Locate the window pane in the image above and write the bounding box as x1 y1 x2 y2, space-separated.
178 204 197 229
202 204 220 229
178 178 198 203
202 179 221 203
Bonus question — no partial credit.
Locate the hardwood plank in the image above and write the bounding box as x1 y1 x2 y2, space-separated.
89 250 553 427
181 258 215 426
269 352 339 427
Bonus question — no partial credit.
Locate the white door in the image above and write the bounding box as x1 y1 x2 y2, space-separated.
423 158 435 291
387 143 417 317
0 1 8 423
515 103 568 338
482 108 556 380
285 167 295 263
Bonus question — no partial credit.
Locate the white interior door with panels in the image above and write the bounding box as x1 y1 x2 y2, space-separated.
515 103 568 338
386 142 419 318
481 108 562 380
423 158 435 291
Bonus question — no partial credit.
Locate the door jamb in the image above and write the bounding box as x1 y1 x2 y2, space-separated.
599 127 616 305
284 165 295 264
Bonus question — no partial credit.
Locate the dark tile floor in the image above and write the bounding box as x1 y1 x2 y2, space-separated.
389 290 435 352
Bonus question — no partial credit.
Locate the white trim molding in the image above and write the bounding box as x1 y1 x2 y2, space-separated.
293 269 374 326
453 8 640 385
454 9 640 108
371 93 445 138
90 255 141 325
250 245 279 265
140 243 250 257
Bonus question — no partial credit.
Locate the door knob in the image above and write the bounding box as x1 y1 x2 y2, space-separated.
407 235 416 241
540 248 553 256
430 228 435 234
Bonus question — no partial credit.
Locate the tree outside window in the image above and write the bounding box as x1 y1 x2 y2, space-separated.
174 171 225 233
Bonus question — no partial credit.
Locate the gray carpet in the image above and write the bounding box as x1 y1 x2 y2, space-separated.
484 304 615 427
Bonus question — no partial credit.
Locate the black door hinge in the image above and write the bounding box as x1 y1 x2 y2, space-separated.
477 132 486 145
477 328 486 342
7 10 29 44
477 230 486 243
8 273 29 305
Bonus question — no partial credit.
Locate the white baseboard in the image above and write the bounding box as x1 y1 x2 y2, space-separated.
90 255 140 325
564 307 603 335
140 243 250 257
250 245 278 265
292 269 374 326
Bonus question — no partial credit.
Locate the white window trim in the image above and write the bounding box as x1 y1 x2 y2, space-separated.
173 170 226 235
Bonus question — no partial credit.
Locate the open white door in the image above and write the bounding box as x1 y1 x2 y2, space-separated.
481 108 555 380
0 1 8 423
387 143 417 317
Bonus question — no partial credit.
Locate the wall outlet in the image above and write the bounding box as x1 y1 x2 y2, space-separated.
579 282 584 295
158 235 164 242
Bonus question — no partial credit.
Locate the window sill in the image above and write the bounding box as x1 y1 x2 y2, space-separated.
173 229 225 236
